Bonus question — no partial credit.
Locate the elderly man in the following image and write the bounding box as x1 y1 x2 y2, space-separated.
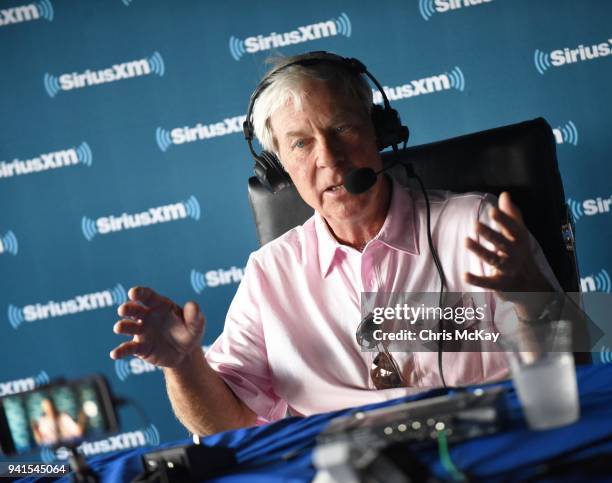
110 52 557 435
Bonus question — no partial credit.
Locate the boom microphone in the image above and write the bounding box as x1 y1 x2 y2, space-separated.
343 164 398 195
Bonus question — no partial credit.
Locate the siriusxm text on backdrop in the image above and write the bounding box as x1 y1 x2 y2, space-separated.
0 143 92 179
372 67 465 104
0 372 50 397
0 230 18 256
7 284 127 328
44 52 164 97
0 0 54 27
567 194 612 222
156 115 245 151
190 267 245 294
229 13 350 60
81 197 200 241
581 269 611 294
418 0 493 21
41 425 160 463
552 121 578 146
115 358 161 383
116 346 208 382
534 37 612 74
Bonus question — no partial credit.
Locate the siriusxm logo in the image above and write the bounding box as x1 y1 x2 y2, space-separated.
601 345 612 364
43 424 160 462
0 0 53 27
552 121 578 146
0 230 18 256
115 357 161 382
156 115 246 152
44 52 165 98
372 66 465 104
419 0 493 21
581 269 611 293
0 142 92 179
0 371 49 396
534 38 612 74
7 284 127 329
82 196 200 241
116 346 208 381
567 194 612 222
190 266 245 294
229 13 351 61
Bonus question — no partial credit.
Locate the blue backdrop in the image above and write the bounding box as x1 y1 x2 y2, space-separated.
1 0 610 463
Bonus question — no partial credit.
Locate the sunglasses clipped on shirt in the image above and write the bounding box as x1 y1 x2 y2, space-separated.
355 312 407 390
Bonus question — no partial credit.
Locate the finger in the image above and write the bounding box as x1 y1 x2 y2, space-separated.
183 301 199 320
113 318 144 336
499 192 524 223
490 207 524 242
464 272 505 291
109 340 144 360
128 286 169 309
466 237 507 268
117 301 149 319
476 222 514 256
184 301 205 333
170 302 184 321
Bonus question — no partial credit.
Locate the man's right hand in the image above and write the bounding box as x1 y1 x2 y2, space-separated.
109 287 205 368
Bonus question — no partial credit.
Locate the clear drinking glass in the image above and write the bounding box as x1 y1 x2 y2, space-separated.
503 319 580 430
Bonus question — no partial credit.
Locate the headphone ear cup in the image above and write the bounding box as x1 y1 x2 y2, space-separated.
255 151 292 193
371 105 387 151
371 105 409 150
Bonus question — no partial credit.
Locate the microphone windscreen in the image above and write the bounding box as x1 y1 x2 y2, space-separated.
344 168 377 194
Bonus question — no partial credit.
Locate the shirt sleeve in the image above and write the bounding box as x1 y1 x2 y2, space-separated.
205 254 288 424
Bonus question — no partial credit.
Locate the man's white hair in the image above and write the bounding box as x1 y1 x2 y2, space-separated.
251 55 373 156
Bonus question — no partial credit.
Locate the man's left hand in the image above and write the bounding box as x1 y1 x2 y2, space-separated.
464 192 552 296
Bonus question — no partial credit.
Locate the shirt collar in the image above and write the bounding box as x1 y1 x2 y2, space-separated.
314 177 420 278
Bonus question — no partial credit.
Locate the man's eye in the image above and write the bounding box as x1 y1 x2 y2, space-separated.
336 125 350 133
293 140 305 149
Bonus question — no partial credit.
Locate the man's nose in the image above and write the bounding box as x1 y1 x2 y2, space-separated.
315 133 345 168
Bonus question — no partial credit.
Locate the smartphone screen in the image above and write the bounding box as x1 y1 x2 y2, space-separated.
0 375 118 455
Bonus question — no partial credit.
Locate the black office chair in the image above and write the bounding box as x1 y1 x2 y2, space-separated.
247 117 590 364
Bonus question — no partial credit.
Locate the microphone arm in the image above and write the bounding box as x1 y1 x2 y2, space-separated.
343 157 414 195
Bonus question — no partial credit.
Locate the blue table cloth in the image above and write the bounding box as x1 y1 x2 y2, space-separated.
22 363 612 482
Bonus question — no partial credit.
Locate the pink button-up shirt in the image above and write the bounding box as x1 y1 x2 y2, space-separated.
206 180 557 422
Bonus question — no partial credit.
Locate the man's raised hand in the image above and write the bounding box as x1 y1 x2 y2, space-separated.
109 286 205 368
464 192 551 294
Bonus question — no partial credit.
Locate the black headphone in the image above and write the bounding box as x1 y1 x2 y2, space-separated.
243 51 410 193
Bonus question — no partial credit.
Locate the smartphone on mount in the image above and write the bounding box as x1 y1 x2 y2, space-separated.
0 374 119 456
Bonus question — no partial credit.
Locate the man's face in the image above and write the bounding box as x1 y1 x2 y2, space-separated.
268 79 387 232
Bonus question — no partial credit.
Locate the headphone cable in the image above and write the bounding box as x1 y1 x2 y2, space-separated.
399 140 448 388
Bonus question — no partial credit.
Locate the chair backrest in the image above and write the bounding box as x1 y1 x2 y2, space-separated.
248 117 579 292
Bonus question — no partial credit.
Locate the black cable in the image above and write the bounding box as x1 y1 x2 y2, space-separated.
413 172 448 389
398 141 448 388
